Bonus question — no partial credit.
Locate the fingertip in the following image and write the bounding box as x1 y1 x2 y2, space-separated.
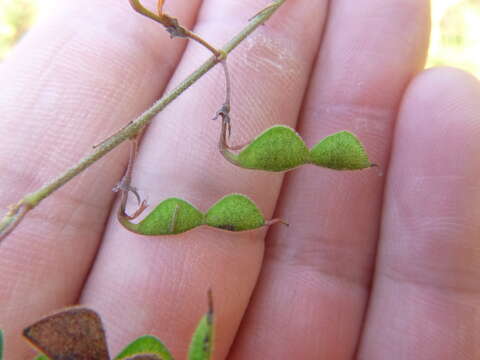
358 68 480 360
402 66 480 128
383 65 480 287
395 66 480 168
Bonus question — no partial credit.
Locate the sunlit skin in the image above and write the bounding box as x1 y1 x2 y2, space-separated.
0 0 479 359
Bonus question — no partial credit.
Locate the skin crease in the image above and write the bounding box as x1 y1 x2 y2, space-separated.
0 1 479 360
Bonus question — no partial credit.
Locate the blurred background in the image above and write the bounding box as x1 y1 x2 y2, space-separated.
0 0 479 78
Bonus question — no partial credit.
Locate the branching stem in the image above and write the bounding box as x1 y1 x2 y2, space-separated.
0 0 286 241
129 0 225 59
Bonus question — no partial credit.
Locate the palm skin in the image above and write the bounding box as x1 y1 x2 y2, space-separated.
0 0 479 359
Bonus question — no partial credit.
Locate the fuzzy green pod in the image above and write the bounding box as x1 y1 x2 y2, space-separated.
188 292 214 360
119 194 282 236
205 194 265 231
114 335 173 360
310 131 371 170
121 198 204 235
220 125 374 172
230 126 311 171
188 314 213 360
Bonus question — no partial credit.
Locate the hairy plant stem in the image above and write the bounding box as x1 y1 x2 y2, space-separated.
129 0 224 58
0 0 286 241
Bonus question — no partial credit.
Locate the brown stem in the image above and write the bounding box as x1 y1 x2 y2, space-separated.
214 61 254 152
129 0 224 58
207 288 214 323
216 108 251 165
116 139 148 221
185 30 225 59
157 0 164 15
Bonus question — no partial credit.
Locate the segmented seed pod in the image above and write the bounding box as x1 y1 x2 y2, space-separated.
220 124 374 172
119 194 282 236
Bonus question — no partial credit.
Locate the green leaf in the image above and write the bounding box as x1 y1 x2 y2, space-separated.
0 330 3 360
114 335 173 360
235 126 311 172
33 356 49 360
188 293 214 360
205 194 265 231
310 131 372 170
133 198 204 235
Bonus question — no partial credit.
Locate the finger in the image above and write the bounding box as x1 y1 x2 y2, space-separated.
80 0 329 358
358 68 480 359
229 0 430 358
0 0 201 357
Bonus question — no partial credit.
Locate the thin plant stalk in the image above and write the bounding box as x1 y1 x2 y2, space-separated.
0 0 286 241
129 0 225 58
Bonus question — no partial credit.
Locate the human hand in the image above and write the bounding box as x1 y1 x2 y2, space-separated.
0 0 478 359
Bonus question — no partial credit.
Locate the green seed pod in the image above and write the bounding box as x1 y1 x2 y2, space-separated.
188 291 214 360
119 194 283 236
225 126 310 172
310 131 372 170
120 198 204 236
220 124 374 172
114 335 173 360
188 314 213 360
205 194 265 231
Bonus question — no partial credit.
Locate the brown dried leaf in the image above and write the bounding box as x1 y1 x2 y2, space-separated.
23 307 110 360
